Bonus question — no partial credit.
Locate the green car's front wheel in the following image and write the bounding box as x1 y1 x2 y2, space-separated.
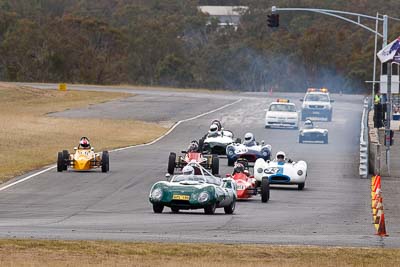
204 203 216 214
153 204 164 213
224 199 236 214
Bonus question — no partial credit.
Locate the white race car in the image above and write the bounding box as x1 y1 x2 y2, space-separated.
265 99 299 129
226 142 272 166
201 130 235 155
299 119 328 143
254 157 307 190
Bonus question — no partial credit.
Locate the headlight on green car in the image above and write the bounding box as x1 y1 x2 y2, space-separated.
151 188 163 201
198 191 209 203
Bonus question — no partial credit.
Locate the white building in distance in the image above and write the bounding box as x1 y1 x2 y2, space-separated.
198 6 248 29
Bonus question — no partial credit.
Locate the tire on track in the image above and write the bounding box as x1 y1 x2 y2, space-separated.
101 151 110 173
211 154 219 175
261 177 270 203
168 152 176 175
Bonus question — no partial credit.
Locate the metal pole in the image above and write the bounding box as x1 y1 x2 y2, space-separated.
383 15 388 47
372 13 379 103
386 62 392 175
382 14 389 175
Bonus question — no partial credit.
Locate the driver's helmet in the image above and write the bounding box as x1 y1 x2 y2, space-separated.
182 165 194 175
208 124 219 137
188 140 199 152
211 119 222 131
233 162 245 173
79 136 90 149
304 119 313 129
243 132 255 146
275 151 286 162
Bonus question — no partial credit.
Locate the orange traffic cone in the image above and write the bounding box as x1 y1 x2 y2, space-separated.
373 176 381 193
376 213 389 237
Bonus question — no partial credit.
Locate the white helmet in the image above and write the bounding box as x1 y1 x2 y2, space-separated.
304 119 313 129
208 124 219 136
276 151 286 161
211 120 222 131
182 165 194 175
243 132 254 145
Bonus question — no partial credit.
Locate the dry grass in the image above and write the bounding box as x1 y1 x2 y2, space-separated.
0 83 167 183
0 239 398 267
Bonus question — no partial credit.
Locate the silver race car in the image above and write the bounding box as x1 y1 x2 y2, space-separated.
298 120 328 144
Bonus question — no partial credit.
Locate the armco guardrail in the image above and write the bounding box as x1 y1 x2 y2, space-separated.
360 98 369 178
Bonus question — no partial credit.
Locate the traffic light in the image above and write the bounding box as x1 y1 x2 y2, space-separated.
267 14 279 28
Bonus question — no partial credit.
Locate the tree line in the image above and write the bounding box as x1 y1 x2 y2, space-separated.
0 0 399 93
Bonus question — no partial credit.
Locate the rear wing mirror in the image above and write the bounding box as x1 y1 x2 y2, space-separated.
165 173 171 181
74 147 78 150
181 151 187 154
91 147 94 151
261 140 265 145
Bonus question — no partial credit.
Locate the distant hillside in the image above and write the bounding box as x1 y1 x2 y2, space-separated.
0 0 399 93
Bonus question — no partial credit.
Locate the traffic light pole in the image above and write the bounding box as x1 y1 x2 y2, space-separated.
271 6 391 175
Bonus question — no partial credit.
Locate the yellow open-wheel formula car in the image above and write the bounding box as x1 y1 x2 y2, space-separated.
57 147 109 173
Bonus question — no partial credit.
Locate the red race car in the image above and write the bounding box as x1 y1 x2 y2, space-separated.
227 160 269 202
168 141 219 175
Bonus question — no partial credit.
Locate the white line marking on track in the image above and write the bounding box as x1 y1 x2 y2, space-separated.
0 166 56 192
0 98 242 191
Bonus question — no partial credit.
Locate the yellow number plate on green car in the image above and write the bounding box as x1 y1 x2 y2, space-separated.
172 195 190 200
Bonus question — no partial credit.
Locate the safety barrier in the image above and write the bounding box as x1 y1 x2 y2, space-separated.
360 98 369 178
371 175 388 236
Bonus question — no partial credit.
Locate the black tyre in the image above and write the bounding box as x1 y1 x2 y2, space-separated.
211 154 219 175
227 158 235 167
198 138 204 152
171 207 180 213
204 203 216 214
101 151 109 173
327 112 332 122
323 136 328 144
261 177 270 203
298 183 305 190
57 152 64 172
153 204 164 213
224 198 236 214
167 152 176 175
62 150 69 170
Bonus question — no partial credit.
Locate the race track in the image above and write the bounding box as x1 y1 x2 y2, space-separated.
0 85 398 247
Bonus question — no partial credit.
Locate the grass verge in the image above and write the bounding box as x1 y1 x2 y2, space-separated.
0 83 167 183
0 239 399 267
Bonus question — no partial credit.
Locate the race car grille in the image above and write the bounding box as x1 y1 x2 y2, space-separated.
304 133 324 138
270 176 290 183
170 200 190 206
309 105 324 109
269 122 296 125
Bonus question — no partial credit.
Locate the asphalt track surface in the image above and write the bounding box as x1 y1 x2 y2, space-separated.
1 84 399 247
